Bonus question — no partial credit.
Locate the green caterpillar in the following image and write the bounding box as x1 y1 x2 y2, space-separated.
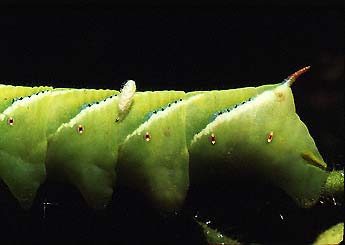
0 67 342 212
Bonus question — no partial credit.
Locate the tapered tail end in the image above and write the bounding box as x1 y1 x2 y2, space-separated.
285 66 311 86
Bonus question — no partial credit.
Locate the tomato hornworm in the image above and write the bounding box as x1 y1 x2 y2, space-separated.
0 67 343 213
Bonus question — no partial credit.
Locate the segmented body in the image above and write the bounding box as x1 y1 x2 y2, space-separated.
0 67 332 211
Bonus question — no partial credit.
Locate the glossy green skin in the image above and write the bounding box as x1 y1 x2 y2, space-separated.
117 91 189 211
46 94 120 209
188 84 328 207
0 82 332 210
0 88 116 208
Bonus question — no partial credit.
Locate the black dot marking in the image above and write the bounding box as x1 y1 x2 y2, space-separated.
168 104 171 107
179 98 182 101
8 117 14 126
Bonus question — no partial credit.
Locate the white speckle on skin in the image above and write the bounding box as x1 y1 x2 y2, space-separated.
117 80 136 121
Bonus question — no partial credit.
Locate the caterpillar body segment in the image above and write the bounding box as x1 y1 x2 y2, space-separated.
189 82 328 208
46 94 120 209
117 91 189 211
0 67 337 211
0 88 117 208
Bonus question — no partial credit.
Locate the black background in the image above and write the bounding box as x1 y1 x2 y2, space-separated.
0 3 343 244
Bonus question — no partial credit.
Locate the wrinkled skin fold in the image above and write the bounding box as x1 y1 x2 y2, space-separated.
0 73 342 213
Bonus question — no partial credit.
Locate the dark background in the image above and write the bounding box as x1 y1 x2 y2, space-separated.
0 3 343 244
